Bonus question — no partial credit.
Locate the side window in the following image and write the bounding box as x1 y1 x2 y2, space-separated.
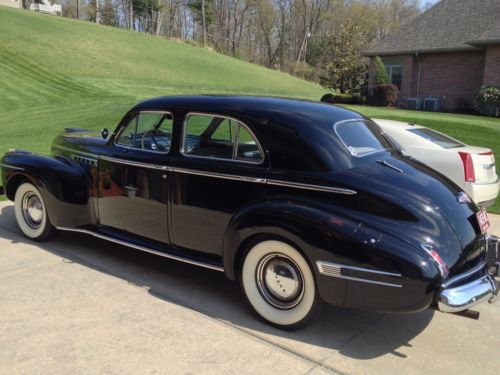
183 114 263 163
116 112 173 153
116 115 137 147
236 124 262 161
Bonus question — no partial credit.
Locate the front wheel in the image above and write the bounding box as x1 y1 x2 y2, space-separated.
14 182 55 241
240 240 322 329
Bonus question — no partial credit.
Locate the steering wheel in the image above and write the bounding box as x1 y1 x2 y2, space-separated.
141 129 168 151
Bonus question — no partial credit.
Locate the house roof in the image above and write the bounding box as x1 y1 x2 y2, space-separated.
365 0 500 56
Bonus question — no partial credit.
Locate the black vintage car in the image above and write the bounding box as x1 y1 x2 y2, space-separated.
1 96 498 329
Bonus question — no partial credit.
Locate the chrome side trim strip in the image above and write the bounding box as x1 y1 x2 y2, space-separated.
316 261 402 288
267 180 357 195
100 155 172 171
174 167 267 183
0 163 25 171
337 263 402 277
441 261 487 289
52 145 99 159
56 226 224 272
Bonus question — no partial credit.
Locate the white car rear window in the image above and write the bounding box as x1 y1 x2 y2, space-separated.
407 128 464 149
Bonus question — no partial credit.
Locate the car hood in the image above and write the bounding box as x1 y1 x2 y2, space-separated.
332 152 484 275
62 130 108 147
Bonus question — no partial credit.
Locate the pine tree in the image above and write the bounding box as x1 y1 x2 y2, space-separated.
374 56 389 85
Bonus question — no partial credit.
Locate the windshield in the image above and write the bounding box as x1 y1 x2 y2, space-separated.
334 120 393 157
407 128 464 149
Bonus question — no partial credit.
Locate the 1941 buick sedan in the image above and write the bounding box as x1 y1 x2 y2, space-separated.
1 96 499 329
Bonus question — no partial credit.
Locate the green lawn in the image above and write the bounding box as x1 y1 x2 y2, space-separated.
1 6 499 212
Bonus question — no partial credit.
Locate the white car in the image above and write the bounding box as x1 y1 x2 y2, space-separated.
374 119 499 208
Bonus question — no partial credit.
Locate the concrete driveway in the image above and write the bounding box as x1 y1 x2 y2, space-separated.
0 201 499 374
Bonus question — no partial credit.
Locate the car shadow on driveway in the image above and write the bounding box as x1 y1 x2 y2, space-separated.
0 204 434 362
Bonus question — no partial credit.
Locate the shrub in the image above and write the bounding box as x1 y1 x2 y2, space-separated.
372 84 399 107
476 86 500 117
320 93 367 105
373 56 389 85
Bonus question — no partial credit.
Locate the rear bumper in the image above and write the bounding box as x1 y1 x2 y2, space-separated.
437 235 499 313
466 178 499 208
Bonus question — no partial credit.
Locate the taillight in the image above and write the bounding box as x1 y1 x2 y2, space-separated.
421 244 449 279
458 152 475 182
480 151 493 156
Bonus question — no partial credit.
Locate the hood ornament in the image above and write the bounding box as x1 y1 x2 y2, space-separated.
457 192 471 204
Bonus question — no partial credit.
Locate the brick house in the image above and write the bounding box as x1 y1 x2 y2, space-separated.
365 0 500 112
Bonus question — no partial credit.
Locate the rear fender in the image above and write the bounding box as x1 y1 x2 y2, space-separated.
222 198 440 311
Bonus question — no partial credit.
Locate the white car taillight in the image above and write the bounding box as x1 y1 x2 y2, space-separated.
458 152 475 182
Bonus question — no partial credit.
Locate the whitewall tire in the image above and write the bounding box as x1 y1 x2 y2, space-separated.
14 182 55 241
240 240 321 329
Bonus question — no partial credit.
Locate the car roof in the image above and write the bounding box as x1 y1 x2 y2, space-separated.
134 95 365 130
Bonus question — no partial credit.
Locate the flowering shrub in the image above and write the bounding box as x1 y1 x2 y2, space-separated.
476 86 500 117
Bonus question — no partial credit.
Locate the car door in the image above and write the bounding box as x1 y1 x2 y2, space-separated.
170 112 268 256
98 111 174 244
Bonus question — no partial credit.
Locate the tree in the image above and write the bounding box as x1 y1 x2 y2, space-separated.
319 21 368 94
373 56 389 85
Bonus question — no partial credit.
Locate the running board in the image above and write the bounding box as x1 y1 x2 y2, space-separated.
56 226 225 272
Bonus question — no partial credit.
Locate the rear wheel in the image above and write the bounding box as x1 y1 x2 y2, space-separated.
240 240 322 329
14 182 55 241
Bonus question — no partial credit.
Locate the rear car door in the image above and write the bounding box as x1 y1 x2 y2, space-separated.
98 111 174 244
170 113 268 255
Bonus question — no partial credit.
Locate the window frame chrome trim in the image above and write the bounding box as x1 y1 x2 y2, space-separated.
100 155 172 171
180 112 265 165
316 260 402 288
267 179 357 195
56 226 224 272
114 110 174 155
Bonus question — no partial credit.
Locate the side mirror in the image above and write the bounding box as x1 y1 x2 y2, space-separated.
101 128 109 139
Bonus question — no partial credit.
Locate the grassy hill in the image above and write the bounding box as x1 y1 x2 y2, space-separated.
1 6 499 213
0 6 324 155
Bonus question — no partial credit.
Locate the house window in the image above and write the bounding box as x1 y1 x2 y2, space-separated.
385 62 403 89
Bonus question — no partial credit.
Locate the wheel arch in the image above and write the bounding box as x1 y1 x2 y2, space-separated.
222 200 359 281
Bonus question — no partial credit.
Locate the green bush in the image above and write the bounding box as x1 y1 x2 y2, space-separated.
373 56 389 85
476 86 500 117
372 84 399 107
320 93 367 105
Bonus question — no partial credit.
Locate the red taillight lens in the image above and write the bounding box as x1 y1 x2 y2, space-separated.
480 151 493 156
458 152 475 182
421 244 449 279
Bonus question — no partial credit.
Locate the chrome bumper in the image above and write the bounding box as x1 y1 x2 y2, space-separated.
438 235 499 313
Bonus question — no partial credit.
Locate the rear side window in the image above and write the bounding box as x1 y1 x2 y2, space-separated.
407 128 464 149
182 113 264 163
334 120 392 157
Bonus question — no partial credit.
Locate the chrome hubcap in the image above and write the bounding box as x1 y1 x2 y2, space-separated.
256 253 305 310
22 192 43 229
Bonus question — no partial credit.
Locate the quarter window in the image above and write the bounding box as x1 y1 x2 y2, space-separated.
183 114 263 163
116 112 173 153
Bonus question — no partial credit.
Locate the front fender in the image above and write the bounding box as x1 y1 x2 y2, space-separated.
1 151 92 227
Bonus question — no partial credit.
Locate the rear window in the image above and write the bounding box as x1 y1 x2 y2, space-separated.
407 128 464 149
334 120 392 157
